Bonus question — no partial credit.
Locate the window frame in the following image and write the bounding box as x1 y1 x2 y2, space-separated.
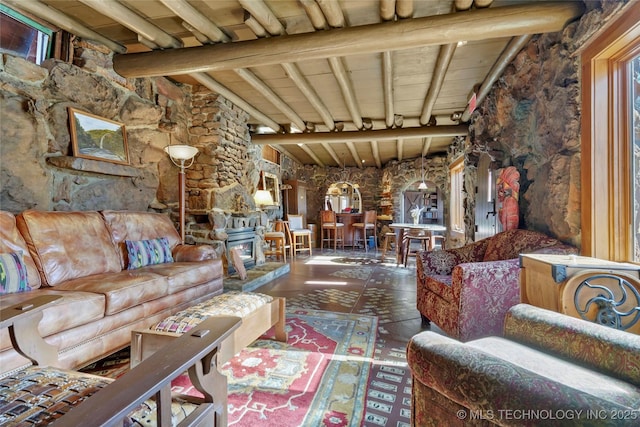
449 156 465 238
0 4 54 64
581 1 640 263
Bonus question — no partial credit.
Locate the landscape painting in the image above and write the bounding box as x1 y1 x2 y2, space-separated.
69 108 129 165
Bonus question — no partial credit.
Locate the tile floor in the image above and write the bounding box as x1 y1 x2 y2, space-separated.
258 247 444 351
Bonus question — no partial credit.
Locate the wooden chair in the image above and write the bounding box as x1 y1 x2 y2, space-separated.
352 210 377 252
402 229 431 267
264 220 288 262
287 214 313 257
320 210 344 251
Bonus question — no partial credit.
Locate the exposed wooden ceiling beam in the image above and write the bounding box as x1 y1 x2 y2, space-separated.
316 0 345 28
235 68 306 131
282 63 335 131
321 142 342 166
158 0 230 43
192 73 281 132
114 2 584 77
371 141 382 169
396 0 414 19
252 125 468 145
273 145 304 165
298 144 326 166
2 0 127 53
421 137 434 157
420 42 456 125
380 0 396 21
78 0 182 49
461 34 532 122
397 138 404 161
382 51 394 128
299 0 327 30
329 57 363 130
346 142 363 169
238 0 285 35
243 11 268 37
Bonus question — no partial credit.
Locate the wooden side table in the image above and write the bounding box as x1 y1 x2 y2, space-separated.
519 254 640 313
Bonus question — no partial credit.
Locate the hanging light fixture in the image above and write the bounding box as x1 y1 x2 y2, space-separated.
418 156 428 190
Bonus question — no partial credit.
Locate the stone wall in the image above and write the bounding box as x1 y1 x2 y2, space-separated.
466 0 629 248
1 40 190 213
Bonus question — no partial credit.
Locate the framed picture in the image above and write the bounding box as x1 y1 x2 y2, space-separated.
262 172 280 206
68 107 129 165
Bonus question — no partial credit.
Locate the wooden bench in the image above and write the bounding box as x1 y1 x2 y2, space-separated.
0 295 241 426
131 291 287 369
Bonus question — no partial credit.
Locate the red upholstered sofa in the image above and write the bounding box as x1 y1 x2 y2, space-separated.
416 229 577 341
0 209 224 376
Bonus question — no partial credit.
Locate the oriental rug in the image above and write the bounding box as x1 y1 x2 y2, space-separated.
82 309 379 427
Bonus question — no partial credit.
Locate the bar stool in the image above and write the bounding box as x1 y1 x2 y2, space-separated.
380 231 396 261
352 210 377 252
432 234 447 250
320 210 344 251
402 230 430 266
288 214 312 257
264 220 288 262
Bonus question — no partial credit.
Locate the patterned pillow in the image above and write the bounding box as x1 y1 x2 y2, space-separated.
125 237 174 270
0 251 31 295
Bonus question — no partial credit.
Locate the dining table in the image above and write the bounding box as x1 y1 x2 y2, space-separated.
388 223 447 266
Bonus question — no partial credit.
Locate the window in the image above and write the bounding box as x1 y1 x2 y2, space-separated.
581 1 640 263
262 145 281 165
449 156 465 236
0 5 54 65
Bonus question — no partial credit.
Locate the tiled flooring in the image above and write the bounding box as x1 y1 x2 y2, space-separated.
258 248 442 343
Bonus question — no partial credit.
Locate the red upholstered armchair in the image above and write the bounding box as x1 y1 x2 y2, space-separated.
416 229 577 341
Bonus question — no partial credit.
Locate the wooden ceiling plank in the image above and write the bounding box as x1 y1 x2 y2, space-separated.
3 0 126 53
113 2 584 77
298 144 326 166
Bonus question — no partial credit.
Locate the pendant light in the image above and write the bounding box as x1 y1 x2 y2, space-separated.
418 156 428 190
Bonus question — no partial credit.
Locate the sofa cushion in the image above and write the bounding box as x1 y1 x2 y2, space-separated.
0 289 106 353
483 229 572 262
144 259 222 294
0 211 41 289
100 210 181 270
53 270 169 316
0 252 30 295
16 211 122 287
467 336 640 410
125 237 174 270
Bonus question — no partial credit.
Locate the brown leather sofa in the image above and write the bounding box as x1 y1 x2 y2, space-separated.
0 209 224 376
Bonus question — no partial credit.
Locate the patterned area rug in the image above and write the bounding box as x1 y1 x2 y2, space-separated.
81 309 378 427
330 257 383 266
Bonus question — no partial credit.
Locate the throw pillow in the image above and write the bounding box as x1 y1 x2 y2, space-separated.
0 251 31 295
125 237 174 270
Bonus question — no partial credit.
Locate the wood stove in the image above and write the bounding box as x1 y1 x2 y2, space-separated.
226 227 256 274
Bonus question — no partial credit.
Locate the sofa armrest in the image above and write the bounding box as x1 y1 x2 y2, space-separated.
417 239 489 276
452 259 522 341
505 304 640 387
0 295 61 368
173 244 219 262
407 331 640 422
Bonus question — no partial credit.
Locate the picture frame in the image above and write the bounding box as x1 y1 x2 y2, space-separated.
68 107 130 165
262 172 280 206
